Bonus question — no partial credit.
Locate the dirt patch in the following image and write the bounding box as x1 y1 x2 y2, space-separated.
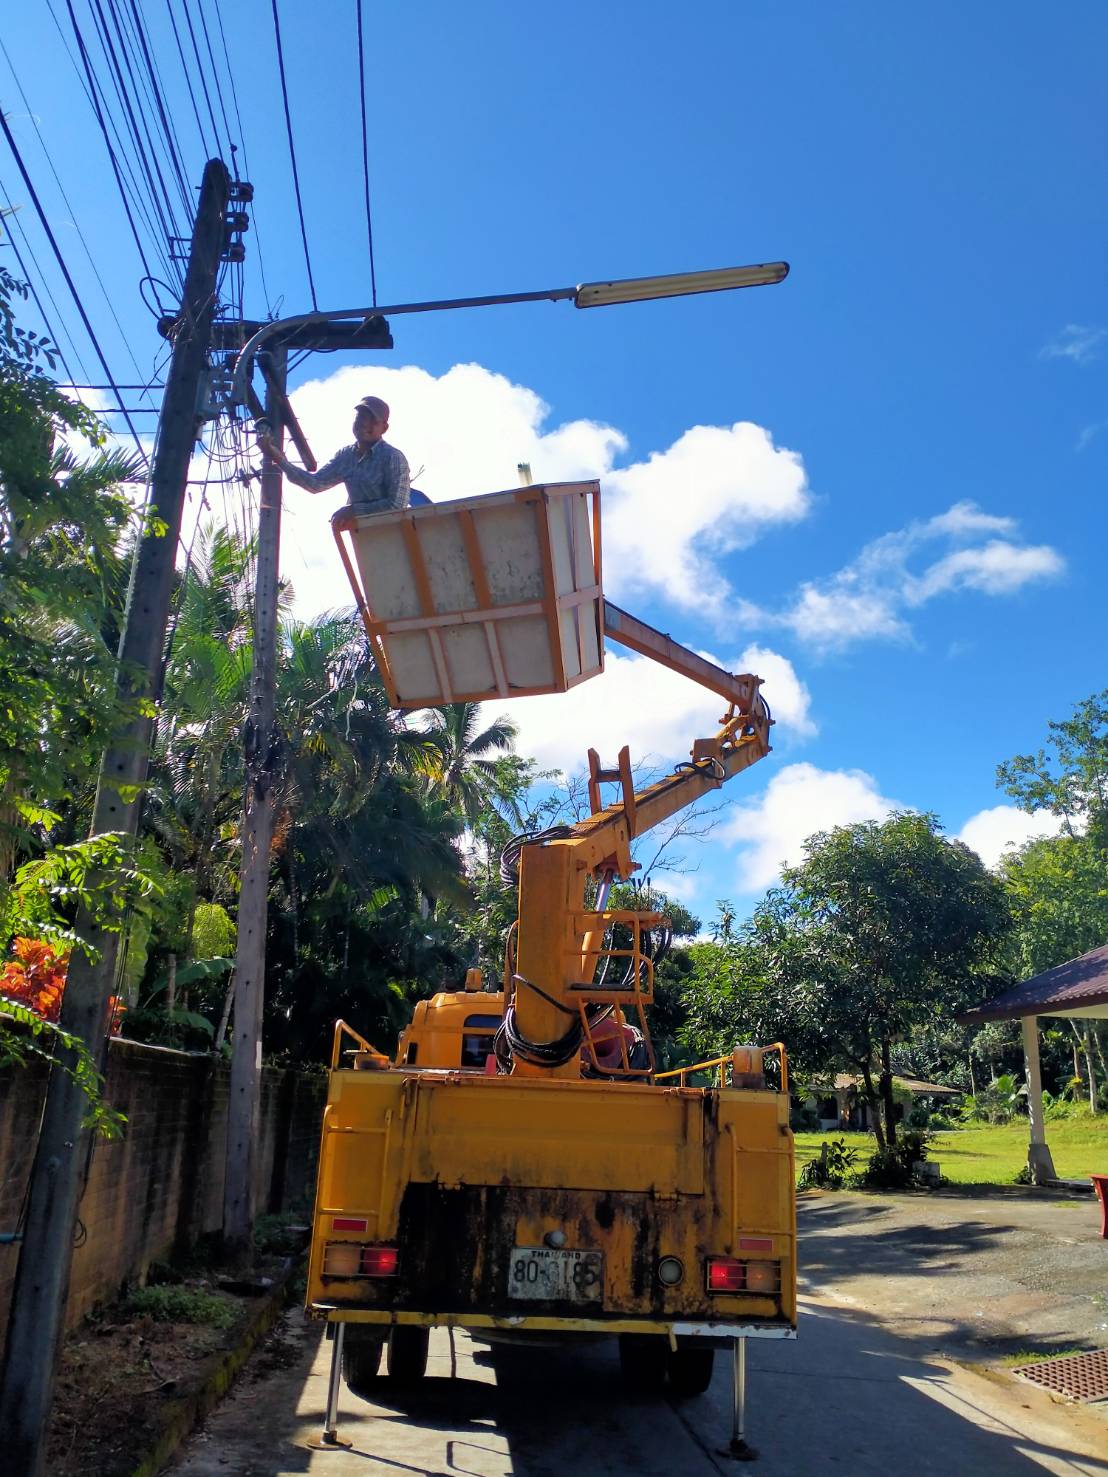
44 1230 308 1477
45 1282 249 1477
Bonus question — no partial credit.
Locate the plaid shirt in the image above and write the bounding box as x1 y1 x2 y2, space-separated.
282 438 410 512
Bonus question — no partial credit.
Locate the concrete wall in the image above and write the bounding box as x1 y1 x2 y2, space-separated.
0 1038 327 1345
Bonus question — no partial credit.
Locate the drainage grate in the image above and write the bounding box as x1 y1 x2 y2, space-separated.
1017 1349 1108 1403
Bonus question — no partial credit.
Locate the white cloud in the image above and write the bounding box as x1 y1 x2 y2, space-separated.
780 500 1064 651
909 540 1065 602
736 643 815 738
274 363 809 624
493 644 812 776
1041 324 1107 366
957 806 1062 870
723 762 901 891
602 422 811 614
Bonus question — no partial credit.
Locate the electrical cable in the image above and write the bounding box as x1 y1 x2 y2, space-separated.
192 0 236 167
210 0 272 314
0 178 88 385
270 0 318 308
164 0 212 159
179 0 228 163
355 0 378 306
56 0 165 289
0 35 161 400
115 0 193 217
0 107 147 462
87 0 185 281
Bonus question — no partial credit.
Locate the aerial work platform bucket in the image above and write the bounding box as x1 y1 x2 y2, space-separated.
333 481 604 709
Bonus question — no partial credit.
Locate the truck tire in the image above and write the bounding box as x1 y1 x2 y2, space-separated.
618 1333 668 1393
387 1324 430 1384
666 1345 715 1397
342 1328 384 1397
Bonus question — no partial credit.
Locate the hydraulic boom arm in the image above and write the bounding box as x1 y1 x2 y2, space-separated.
509 605 772 1077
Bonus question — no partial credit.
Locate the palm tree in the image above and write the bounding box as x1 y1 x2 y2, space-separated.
418 702 524 827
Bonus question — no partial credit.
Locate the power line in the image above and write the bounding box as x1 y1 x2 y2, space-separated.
355 0 378 307
0 35 160 401
86 0 184 279
193 0 236 167
270 0 318 309
0 106 148 461
179 0 227 164
72 0 184 281
0 183 87 385
211 1 274 314
54 0 165 288
114 0 193 217
164 0 212 159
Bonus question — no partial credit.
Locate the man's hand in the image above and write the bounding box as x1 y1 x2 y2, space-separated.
256 432 284 465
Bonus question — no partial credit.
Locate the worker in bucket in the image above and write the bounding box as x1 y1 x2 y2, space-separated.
257 394 416 513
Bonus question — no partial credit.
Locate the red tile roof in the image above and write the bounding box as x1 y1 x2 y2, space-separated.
957 942 1108 1024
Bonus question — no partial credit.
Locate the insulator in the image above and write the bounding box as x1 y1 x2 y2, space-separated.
230 180 254 202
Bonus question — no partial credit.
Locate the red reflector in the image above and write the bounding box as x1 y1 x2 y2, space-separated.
360 1245 398 1277
739 1237 773 1253
707 1257 746 1292
332 1218 368 1232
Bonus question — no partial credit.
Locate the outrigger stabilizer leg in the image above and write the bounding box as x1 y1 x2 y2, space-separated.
307 1321 353 1450
728 1336 757 1461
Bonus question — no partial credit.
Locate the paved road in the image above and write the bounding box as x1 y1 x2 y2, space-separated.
171 1295 1108 1477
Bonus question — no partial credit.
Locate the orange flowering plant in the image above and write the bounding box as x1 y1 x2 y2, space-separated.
0 936 126 1033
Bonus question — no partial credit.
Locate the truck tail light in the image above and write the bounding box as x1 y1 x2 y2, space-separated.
706 1256 745 1292
744 1259 779 1293
360 1245 398 1277
322 1242 363 1277
706 1257 780 1294
321 1242 398 1277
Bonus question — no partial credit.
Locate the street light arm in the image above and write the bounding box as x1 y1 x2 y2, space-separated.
229 286 577 406
229 259 789 408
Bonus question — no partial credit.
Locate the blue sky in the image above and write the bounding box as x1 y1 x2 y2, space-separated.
3 2 1106 928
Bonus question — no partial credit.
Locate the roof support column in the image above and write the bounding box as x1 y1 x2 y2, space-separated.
1021 1014 1056 1186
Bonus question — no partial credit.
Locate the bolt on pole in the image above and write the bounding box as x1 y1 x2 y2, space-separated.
222 347 287 1264
0 159 230 1477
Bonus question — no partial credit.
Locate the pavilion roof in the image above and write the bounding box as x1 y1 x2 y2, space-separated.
956 941 1108 1024
830 1073 961 1097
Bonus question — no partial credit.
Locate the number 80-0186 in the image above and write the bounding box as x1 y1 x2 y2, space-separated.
508 1246 603 1303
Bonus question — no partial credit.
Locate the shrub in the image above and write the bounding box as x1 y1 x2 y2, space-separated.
126 1284 237 1327
798 1138 860 1190
858 1129 931 1190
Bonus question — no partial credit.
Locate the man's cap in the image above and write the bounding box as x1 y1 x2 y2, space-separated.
354 395 389 420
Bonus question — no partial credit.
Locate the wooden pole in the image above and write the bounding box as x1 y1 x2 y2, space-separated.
0 159 230 1476
222 347 287 1263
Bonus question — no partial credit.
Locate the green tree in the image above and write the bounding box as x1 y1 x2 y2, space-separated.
0 265 141 876
999 833 1108 977
997 689 1108 848
681 813 1012 1146
418 702 524 826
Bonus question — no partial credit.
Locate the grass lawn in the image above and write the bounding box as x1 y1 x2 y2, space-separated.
793 1115 1108 1186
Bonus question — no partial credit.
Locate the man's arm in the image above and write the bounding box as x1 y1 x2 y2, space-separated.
384 445 411 509
258 435 350 493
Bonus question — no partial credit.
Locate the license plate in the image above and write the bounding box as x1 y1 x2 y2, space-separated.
508 1246 604 1303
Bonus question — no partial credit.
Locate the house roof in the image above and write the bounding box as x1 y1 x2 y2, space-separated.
830 1073 961 1097
956 942 1108 1025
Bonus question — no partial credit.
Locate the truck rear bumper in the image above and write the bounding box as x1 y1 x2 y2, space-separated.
309 1304 796 1340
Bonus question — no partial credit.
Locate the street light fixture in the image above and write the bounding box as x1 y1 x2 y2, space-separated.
574 261 789 308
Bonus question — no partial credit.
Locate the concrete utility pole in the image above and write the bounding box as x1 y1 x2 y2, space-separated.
0 158 230 1477
222 348 288 1263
